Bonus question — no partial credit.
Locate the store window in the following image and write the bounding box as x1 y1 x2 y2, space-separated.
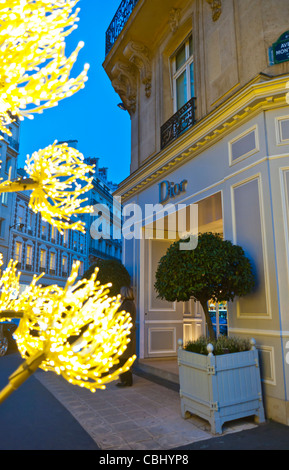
5 156 12 174
27 211 35 234
63 230 69 247
1 192 8 206
26 245 33 267
49 252 56 274
40 249 46 269
15 241 22 264
51 225 57 243
18 204 25 226
41 222 47 239
208 301 228 337
62 255 68 274
172 34 195 112
0 218 5 238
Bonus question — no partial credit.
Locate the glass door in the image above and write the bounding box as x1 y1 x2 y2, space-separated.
208 301 228 337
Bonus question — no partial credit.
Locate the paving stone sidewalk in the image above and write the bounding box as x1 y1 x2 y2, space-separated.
35 369 257 450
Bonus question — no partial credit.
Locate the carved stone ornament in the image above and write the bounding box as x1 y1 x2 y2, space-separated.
169 8 181 33
111 61 137 115
123 41 152 98
206 0 222 22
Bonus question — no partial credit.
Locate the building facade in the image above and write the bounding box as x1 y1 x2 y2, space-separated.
86 157 122 265
0 120 20 268
104 0 289 425
2 134 121 290
9 173 88 291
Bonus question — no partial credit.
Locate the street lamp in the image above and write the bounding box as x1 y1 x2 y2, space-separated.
9 223 25 230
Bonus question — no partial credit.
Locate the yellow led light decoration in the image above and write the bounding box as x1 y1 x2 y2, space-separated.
0 142 95 233
0 254 22 322
0 0 89 136
8 261 136 395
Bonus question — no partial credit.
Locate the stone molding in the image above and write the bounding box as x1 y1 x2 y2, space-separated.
114 75 289 201
206 0 222 22
169 8 181 33
111 61 137 115
123 40 152 98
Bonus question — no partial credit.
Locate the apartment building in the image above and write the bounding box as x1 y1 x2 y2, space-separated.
0 120 20 268
9 174 88 290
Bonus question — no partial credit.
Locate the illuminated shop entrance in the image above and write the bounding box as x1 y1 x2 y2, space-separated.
141 191 225 358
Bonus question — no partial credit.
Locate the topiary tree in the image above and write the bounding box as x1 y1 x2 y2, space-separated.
154 232 255 340
82 259 131 297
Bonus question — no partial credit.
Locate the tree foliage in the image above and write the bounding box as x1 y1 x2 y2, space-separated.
154 232 255 339
82 259 131 297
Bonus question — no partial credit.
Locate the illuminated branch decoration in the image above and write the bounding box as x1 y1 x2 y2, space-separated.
0 1 136 405
0 0 89 136
0 142 95 233
0 261 136 403
0 254 21 321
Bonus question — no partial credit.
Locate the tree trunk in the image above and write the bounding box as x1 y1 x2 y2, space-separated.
200 299 216 341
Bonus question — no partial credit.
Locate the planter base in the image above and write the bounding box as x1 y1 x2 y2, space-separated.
180 393 265 435
178 340 265 435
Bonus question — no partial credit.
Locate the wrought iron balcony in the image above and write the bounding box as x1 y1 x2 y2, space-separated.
8 136 19 152
160 97 197 150
105 0 140 56
0 132 20 152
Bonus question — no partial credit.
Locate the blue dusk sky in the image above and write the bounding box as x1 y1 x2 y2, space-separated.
18 0 131 185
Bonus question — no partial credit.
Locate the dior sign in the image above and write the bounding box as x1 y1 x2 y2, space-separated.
158 179 187 203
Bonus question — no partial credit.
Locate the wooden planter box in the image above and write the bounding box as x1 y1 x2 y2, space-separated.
178 339 265 434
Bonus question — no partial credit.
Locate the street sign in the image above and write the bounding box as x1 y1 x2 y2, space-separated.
272 31 289 64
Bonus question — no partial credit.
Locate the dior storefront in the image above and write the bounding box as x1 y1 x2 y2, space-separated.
104 0 289 427
116 74 289 423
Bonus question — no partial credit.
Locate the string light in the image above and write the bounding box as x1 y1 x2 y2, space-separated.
2 261 136 392
0 1 137 403
0 254 21 321
0 142 95 233
0 0 89 137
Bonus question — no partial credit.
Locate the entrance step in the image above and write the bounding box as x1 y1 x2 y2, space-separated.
133 358 180 391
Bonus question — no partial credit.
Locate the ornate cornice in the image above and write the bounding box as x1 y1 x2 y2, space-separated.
206 0 222 22
114 75 289 201
123 40 152 98
111 61 137 115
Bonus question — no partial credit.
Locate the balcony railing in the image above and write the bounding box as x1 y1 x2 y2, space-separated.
8 136 19 152
160 97 197 150
0 132 20 152
105 0 140 56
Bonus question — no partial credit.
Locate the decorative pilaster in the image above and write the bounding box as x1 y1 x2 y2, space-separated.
123 41 152 98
